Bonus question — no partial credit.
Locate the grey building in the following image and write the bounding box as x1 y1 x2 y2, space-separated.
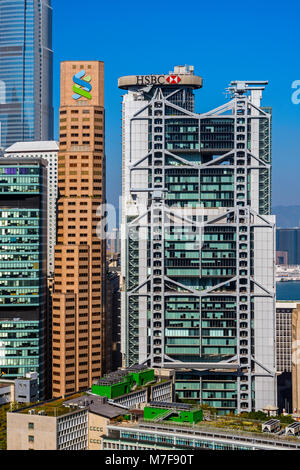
0 0 53 149
4 141 58 276
0 372 38 404
119 66 276 415
0 158 49 399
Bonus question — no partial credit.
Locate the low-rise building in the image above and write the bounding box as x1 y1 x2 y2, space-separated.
6 393 126 450
0 379 15 405
7 397 88 450
0 372 39 405
102 420 300 451
15 372 39 404
7 389 300 451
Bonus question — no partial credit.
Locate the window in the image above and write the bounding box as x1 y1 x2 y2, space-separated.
28 423 34 430
28 435 34 442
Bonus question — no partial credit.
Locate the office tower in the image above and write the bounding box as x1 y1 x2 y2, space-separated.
119 66 276 414
52 61 106 398
0 0 53 149
4 141 58 276
276 302 296 374
276 228 300 265
0 158 48 399
276 301 297 412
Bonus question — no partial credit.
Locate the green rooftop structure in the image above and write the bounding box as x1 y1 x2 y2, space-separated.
91 366 155 400
144 401 203 425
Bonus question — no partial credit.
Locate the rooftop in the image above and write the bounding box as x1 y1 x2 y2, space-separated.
13 393 128 419
64 395 127 419
94 365 151 387
5 141 59 153
18 393 85 417
107 418 300 447
0 157 48 167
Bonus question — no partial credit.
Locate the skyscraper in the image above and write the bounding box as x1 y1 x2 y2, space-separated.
0 0 53 150
52 61 106 397
4 141 58 276
119 66 276 415
0 157 48 399
276 228 300 265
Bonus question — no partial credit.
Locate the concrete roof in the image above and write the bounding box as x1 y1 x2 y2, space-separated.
63 395 126 419
5 141 59 153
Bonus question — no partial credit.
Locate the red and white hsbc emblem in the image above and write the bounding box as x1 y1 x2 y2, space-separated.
166 75 182 84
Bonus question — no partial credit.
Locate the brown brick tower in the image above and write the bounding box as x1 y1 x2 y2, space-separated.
52 61 106 397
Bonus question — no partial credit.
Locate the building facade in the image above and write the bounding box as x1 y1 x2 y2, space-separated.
276 229 300 266
4 141 58 276
0 158 48 399
0 0 53 150
6 393 126 451
52 61 106 397
15 371 39 403
292 304 300 413
119 66 276 414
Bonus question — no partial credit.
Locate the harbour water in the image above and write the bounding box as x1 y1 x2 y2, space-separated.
276 281 300 301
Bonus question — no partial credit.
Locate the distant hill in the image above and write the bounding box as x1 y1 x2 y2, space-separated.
273 206 300 228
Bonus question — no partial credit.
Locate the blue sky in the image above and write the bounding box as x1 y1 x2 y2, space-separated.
52 0 300 209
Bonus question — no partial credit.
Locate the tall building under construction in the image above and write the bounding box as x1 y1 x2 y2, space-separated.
119 65 277 415
52 61 106 397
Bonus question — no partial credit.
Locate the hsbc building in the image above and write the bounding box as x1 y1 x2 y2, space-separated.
118 65 276 415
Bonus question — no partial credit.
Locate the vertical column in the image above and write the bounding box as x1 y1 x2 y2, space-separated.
234 96 252 413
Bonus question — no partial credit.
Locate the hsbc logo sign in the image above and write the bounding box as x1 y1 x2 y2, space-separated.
166 75 182 84
135 75 182 86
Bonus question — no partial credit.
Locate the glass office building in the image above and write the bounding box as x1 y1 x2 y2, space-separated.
0 0 53 150
276 228 300 265
0 158 48 399
119 66 277 415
